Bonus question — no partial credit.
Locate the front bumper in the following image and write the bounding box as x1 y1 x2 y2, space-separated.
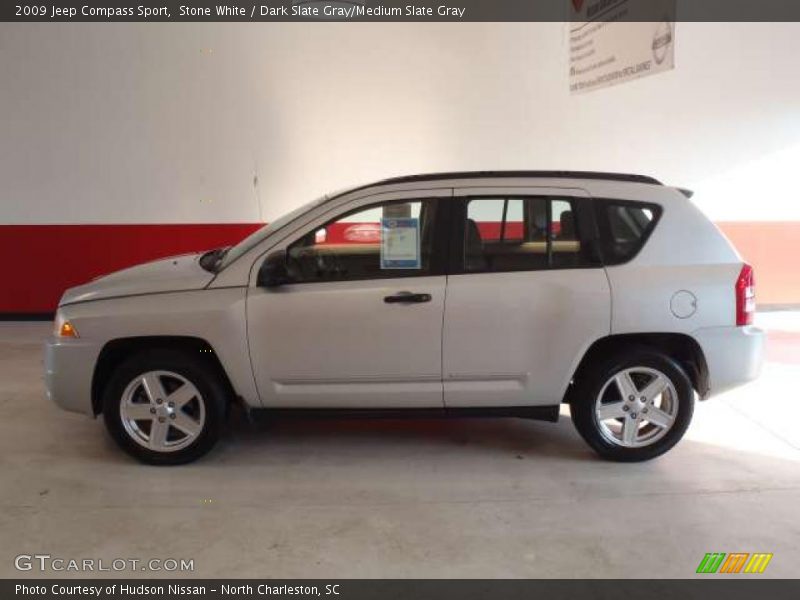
43 336 101 416
692 325 765 398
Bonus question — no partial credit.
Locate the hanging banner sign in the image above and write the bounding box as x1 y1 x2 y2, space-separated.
569 0 676 94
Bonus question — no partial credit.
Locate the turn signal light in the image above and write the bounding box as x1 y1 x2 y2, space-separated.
58 321 79 338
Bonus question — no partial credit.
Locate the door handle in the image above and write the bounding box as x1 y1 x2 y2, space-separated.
384 291 432 304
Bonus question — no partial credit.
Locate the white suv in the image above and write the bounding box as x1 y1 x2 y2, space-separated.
44 172 765 464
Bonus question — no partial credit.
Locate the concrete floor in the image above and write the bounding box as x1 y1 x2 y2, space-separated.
1 316 799 579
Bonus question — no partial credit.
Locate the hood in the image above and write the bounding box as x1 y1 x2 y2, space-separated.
60 253 215 306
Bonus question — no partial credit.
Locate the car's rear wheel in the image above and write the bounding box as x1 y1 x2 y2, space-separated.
102 349 227 465
570 347 694 462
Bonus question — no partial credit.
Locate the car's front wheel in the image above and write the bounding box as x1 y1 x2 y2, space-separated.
102 349 227 465
570 347 694 462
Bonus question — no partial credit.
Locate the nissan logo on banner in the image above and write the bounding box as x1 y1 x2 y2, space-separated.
569 0 676 94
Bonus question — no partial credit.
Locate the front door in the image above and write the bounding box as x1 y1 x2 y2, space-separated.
246 191 450 408
442 187 611 407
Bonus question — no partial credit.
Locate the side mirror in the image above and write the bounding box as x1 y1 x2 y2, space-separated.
257 251 290 288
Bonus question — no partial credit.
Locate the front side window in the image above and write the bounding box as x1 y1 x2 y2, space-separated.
219 194 330 270
464 196 593 273
285 199 438 283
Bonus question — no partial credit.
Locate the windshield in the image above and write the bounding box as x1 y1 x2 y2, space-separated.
218 194 330 270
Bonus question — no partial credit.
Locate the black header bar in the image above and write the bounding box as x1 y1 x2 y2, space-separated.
4 0 800 22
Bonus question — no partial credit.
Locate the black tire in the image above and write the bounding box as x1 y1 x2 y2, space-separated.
570 346 694 462
102 349 228 465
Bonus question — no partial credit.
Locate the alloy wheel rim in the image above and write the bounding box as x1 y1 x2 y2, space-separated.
594 366 679 448
120 370 205 453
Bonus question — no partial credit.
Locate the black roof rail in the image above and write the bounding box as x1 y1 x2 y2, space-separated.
359 170 663 188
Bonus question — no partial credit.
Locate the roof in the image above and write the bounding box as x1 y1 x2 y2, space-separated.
358 170 663 190
322 170 666 210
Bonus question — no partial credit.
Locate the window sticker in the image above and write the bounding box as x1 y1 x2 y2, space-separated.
380 217 421 269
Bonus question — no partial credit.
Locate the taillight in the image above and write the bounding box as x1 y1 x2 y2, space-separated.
735 264 755 326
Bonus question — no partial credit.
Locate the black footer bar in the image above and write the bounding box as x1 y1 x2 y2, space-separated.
4 579 800 600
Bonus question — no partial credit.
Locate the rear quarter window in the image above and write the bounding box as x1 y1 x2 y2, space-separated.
597 200 662 265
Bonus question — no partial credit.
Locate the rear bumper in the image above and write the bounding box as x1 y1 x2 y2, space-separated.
692 325 765 398
43 336 101 416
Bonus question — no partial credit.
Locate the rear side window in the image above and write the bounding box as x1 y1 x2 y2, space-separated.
598 201 662 265
464 196 597 273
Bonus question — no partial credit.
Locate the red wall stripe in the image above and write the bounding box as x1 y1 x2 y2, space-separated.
2 224 261 313
1 221 797 314
716 221 800 306
320 221 532 244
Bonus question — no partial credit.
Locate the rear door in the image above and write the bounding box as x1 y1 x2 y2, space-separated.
442 186 611 407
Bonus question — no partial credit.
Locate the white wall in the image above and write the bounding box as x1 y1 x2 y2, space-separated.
2 22 800 224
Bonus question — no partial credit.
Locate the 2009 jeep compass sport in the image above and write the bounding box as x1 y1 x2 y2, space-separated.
45 171 765 464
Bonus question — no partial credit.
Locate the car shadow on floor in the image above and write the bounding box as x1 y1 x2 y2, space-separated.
208 404 595 465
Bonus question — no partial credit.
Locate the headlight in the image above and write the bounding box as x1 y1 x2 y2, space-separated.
53 310 79 338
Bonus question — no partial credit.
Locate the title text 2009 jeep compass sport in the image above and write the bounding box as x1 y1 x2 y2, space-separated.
45 172 765 464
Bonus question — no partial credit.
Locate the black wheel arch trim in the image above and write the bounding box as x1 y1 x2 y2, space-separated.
567 333 709 402
91 336 236 415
